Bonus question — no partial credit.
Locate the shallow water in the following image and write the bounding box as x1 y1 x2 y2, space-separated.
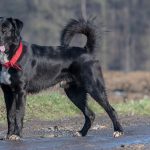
0 125 150 150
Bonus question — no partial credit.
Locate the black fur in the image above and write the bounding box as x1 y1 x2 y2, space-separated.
0 17 123 138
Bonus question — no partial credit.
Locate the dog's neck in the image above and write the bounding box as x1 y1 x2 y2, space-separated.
0 42 21 65
6 40 22 60
0 40 23 71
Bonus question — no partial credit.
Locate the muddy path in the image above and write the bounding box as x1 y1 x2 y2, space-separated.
0 115 150 150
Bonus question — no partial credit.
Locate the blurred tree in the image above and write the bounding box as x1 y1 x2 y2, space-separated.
81 0 87 20
0 0 149 71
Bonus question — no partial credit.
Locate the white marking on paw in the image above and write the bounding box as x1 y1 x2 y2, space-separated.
73 131 82 137
7 135 21 141
113 131 124 138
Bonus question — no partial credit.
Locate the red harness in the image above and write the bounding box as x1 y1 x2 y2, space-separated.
3 42 23 70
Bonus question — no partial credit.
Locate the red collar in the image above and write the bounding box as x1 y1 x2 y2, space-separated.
4 42 23 70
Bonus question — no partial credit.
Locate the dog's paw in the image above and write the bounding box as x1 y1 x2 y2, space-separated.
7 135 21 141
73 131 82 137
113 131 124 138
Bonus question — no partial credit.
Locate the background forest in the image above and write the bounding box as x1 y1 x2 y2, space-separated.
0 0 150 71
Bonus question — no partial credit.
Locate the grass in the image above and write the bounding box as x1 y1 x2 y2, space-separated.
26 91 80 121
0 90 150 123
115 99 150 116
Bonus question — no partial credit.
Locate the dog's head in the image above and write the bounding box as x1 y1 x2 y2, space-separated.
0 17 23 53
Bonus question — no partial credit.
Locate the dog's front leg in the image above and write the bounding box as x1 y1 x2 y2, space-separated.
1 84 26 140
1 84 17 140
14 85 27 140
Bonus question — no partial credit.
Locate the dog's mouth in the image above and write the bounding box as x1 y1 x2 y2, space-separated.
0 45 5 53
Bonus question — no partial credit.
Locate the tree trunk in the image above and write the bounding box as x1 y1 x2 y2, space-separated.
81 0 87 20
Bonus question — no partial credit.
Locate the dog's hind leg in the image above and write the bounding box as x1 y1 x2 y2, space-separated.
89 87 123 137
84 68 124 138
64 82 95 136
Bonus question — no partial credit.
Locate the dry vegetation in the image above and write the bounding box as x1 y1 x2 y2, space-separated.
104 71 150 102
0 71 150 122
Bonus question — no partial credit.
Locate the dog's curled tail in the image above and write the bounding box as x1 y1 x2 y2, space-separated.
60 18 97 53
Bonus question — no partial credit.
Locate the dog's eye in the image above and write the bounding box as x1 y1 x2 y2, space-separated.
2 28 7 33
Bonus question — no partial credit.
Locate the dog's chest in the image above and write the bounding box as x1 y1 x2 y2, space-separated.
0 66 11 84
0 52 11 85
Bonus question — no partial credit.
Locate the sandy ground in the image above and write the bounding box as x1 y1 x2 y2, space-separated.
0 115 150 149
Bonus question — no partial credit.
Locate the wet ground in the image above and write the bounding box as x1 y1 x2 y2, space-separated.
0 115 150 150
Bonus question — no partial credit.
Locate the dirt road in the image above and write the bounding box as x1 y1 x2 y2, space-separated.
0 115 150 150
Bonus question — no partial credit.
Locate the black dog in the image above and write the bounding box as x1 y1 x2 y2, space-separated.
0 17 123 140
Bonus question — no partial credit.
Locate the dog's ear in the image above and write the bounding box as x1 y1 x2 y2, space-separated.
14 19 23 33
8 18 23 33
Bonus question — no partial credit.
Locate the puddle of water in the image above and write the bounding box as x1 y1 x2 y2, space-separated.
0 125 150 150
